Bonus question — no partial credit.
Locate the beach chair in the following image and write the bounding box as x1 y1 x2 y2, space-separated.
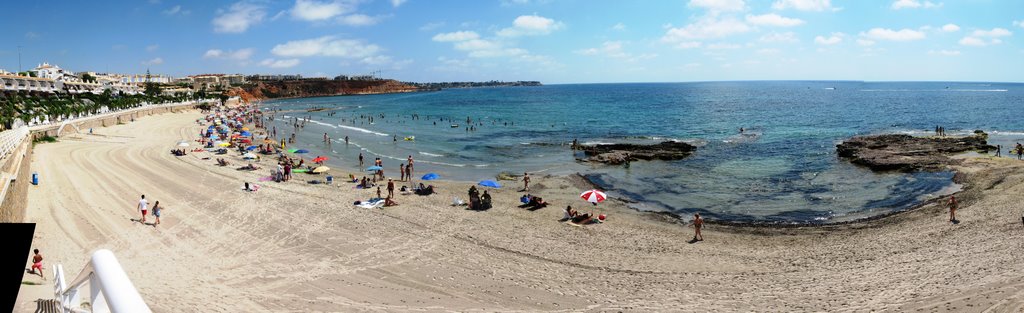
326 175 333 185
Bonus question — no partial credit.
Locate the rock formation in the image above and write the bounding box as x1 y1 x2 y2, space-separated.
836 133 995 172
579 141 697 165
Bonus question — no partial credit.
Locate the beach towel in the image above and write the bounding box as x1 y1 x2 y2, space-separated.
258 176 274 182
356 200 385 209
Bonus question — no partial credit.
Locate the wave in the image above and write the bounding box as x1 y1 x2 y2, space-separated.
419 151 444 157
336 124 389 136
987 130 1024 136
308 120 338 129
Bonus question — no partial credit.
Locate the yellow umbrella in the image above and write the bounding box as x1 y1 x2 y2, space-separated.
312 166 330 174
242 127 250 131
218 142 231 147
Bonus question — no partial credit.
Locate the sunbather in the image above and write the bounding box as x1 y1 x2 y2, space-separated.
384 196 398 207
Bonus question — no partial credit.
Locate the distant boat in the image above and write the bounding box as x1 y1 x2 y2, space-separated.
825 87 836 90
450 124 459 128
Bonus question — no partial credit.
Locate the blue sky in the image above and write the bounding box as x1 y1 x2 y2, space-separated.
1 0 1022 83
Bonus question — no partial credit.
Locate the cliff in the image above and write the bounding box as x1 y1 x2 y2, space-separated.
227 79 420 102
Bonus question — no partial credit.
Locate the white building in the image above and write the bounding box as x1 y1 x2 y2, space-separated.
120 74 173 84
30 62 76 81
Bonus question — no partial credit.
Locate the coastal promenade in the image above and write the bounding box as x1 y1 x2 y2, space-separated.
14 108 1024 311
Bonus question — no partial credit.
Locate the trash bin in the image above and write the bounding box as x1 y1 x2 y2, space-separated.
32 172 38 185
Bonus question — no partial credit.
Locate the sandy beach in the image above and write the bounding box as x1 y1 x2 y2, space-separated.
15 109 1024 312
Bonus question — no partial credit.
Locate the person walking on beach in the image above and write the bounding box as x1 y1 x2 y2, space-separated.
345 136 349 145
376 186 382 199
400 163 406 181
138 195 149 224
522 172 531 191
948 195 958 222
152 201 162 226
693 213 704 241
387 179 395 198
30 249 44 279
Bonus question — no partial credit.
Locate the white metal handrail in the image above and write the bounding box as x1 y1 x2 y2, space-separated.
53 249 151 313
0 126 28 161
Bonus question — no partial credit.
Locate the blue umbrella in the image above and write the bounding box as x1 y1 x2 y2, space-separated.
478 180 501 188
207 125 216 129
366 166 383 171
240 131 252 137
294 149 310 154
246 145 258 151
421 173 440 180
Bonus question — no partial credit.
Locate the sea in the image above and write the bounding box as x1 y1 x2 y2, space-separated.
262 81 1024 224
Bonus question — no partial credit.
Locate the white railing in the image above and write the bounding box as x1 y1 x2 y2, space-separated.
27 99 217 130
53 249 151 313
0 126 28 162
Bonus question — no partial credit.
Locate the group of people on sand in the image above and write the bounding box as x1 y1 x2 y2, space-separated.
563 205 605 225
468 186 492 210
934 125 947 137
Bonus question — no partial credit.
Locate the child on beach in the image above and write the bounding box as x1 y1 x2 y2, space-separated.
522 172 531 191
948 196 958 222
152 201 162 226
693 213 704 241
30 249 44 279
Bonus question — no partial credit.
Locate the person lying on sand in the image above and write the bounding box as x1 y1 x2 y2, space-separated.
238 163 260 171
384 196 398 207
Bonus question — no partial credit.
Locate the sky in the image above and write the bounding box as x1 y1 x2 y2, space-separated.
1 0 1022 84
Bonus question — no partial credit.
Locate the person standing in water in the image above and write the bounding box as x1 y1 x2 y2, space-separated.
359 153 364 167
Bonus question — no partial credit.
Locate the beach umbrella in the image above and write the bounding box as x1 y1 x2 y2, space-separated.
287 149 299 153
241 139 252 144
246 145 258 151
207 125 216 130
294 149 310 154
242 153 257 159
421 173 440 180
312 156 328 163
580 189 607 204
478 180 501 188
177 141 189 147
312 166 330 174
218 142 231 147
242 127 250 131
366 166 383 171
240 131 252 137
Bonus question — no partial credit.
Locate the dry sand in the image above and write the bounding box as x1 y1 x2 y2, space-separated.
16 110 1024 312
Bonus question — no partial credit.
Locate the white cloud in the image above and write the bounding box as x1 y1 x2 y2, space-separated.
971 28 1012 38
146 44 159 52
1014 20 1024 29
203 49 224 58
772 0 833 11
814 32 844 45
291 0 350 21
856 39 875 46
958 37 987 46
745 13 805 27
928 49 960 56
759 31 798 43
213 1 266 33
573 41 656 62
675 41 703 49
661 16 751 42
260 58 301 68
612 22 626 31
941 24 960 32
707 42 741 49
497 15 564 37
756 48 780 54
390 0 407 7
432 31 480 42
419 22 445 31
860 28 926 41
688 0 746 12
142 57 164 65
959 28 1013 46
163 5 188 15
684 62 702 68
24 32 39 39
338 14 382 26
271 36 382 58
891 0 942 10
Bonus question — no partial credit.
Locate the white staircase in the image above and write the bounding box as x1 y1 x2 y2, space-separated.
52 249 151 313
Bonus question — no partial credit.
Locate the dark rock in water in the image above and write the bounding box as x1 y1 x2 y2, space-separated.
836 134 995 172
580 141 697 165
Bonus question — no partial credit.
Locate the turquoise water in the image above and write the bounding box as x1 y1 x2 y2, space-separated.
263 81 1024 224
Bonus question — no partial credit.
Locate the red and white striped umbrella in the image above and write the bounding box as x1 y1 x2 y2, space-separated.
580 189 607 204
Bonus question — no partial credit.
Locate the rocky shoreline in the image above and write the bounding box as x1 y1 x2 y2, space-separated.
836 133 995 172
577 141 697 165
